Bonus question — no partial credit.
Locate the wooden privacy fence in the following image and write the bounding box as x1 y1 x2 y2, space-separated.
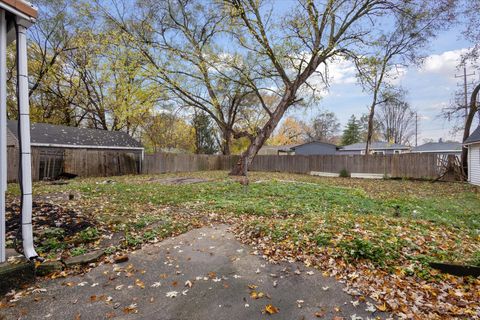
143 153 238 174
7 147 141 182
144 152 450 180
6 150 456 182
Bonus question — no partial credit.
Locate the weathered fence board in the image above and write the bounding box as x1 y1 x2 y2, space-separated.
8 148 140 182
143 153 238 174
143 153 448 180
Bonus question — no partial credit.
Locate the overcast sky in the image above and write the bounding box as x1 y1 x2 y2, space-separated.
290 26 478 144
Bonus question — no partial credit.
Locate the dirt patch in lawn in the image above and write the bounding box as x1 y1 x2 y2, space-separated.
147 177 211 185
33 191 82 203
5 201 96 250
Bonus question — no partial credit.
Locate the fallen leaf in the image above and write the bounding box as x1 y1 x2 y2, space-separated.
265 304 279 315
135 279 145 289
314 310 326 317
250 291 265 299
376 303 387 312
123 303 138 314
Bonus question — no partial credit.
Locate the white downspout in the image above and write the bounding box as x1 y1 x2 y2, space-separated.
0 9 6 263
16 18 37 260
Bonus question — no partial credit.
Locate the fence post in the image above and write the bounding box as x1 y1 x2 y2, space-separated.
0 9 6 263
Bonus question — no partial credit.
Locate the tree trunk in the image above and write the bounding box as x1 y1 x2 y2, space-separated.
230 103 288 176
461 83 480 177
221 130 232 155
365 100 377 155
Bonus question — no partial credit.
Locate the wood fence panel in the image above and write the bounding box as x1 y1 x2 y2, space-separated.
7 151 454 182
143 152 450 180
7 146 18 182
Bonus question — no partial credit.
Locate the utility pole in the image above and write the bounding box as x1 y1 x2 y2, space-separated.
415 112 418 147
455 65 475 121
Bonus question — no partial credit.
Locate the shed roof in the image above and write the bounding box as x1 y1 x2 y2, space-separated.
340 142 409 151
7 120 143 150
464 126 480 145
412 141 462 153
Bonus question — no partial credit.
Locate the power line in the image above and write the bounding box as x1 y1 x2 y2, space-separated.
415 112 418 147
454 65 475 120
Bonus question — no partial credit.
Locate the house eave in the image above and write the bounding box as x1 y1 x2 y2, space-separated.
411 150 462 153
338 148 410 151
463 141 480 147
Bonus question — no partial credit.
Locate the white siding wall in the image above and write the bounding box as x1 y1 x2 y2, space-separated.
469 143 480 186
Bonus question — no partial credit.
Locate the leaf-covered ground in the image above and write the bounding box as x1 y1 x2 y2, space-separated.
6 171 480 319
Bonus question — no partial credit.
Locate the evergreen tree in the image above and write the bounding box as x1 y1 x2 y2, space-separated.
192 111 218 154
341 115 362 146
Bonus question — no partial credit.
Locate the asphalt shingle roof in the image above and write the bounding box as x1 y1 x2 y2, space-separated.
464 126 480 145
412 141 462 152
7 120 143 149
340 142 409 151
291 141 338 150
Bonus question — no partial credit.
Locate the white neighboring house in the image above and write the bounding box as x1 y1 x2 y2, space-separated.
464 126 480 186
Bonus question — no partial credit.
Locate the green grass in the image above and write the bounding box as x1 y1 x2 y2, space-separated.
33 175 479 230
8 171 480 270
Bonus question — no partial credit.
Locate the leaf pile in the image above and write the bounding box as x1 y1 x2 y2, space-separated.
234 213 480 319
5 200 95 244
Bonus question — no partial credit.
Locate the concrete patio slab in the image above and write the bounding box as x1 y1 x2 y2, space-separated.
0 225 387 320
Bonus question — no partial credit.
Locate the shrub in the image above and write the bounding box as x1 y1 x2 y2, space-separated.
77 227 99 243
340 238 387 266
314 233 332 246
38 237 66 253
42 228 65 239
339 169 350 178
71 246 87 257
469 251 480 266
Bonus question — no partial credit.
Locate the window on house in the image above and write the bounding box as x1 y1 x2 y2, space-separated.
371 150 385 155
394 150 402 154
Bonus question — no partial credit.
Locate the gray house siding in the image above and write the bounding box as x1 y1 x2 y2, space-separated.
293 142 338 155
337 142 409 155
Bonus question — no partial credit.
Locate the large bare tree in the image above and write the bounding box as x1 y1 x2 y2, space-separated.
375 90 416 145
98 0 257 154
100 0 454 175
223 0 430 175
354 1 455 154
304 111 340 143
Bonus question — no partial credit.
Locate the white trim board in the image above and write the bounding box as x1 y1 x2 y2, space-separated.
30 143 144 151
412 150 462 153
309 171 340 177
309 171 388 179
351 173 387 179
